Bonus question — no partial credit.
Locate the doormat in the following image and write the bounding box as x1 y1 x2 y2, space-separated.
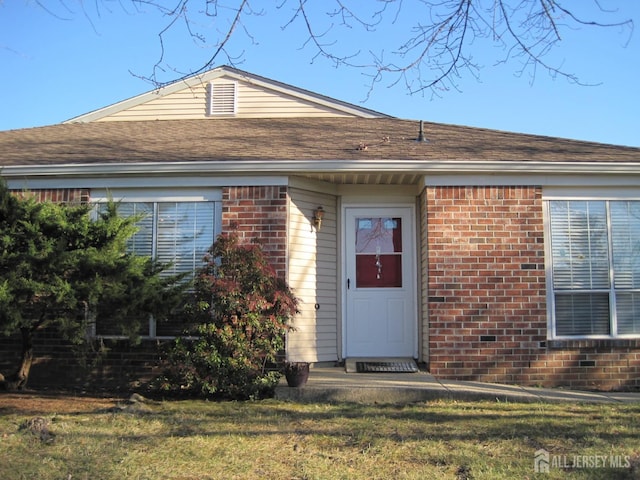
356 361 418 373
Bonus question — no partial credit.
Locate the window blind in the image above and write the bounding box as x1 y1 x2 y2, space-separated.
550 201 609 290
549 199 640 337
611 201 640 289
157 202 214 278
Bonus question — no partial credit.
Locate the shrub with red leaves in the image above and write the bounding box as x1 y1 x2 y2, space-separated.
156 234 299 400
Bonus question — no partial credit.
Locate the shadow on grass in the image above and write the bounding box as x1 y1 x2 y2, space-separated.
4 391 640 448
3 396 639 480
49 398 640 449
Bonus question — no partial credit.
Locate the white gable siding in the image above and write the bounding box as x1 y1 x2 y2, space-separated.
236 82 353 118
95 78 354 122
287 189 339 362
94 84 208 121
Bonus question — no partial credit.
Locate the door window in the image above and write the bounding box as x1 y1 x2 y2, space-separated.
355 217 402 288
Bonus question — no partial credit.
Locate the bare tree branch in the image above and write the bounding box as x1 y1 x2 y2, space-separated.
128 0 254 87
34 0 73 20
283 0 633 94
31 0 635 94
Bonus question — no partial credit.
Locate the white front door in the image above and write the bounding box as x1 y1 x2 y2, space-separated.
344 207 417 358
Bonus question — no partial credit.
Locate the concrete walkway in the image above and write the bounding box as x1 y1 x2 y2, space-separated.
275 367 640 404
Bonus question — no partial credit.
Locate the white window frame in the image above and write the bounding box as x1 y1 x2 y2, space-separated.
91 188 222 339
544 190 640 340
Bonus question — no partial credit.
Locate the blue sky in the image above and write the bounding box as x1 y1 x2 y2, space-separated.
1 2 638 147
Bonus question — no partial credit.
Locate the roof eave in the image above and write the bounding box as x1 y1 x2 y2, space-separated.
3 160 640 178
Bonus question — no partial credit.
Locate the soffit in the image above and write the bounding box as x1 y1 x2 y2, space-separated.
296 172 424 185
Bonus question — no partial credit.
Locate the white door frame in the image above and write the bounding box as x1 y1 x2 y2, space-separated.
341 203 419 358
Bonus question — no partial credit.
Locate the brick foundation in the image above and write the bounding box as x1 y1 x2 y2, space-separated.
531 341 640 391
0 333 166 392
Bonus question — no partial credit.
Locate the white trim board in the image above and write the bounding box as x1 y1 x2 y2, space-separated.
542 186 640 200
91 188 222 202
5 175 289 191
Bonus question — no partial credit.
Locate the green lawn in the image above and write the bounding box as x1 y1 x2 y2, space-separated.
1 396 639 479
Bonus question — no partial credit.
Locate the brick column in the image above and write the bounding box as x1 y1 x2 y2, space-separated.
222 186 288 279
426 186 547 384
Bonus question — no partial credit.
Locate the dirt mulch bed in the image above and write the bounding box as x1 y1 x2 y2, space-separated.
0 391 123 415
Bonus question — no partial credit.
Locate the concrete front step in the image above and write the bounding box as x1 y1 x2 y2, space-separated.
274 367 640 404
275 367 464 404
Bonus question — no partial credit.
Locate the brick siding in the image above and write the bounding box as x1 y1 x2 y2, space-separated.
222 186 288 279
4 184 639 391
425 186 640 390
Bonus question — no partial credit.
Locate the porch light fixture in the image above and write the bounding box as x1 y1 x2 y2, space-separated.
313 206 325 231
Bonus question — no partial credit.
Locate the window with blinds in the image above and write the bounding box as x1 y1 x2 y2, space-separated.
549 200 640 337
156 202 215 278
95 200 216 337
117 202 154 256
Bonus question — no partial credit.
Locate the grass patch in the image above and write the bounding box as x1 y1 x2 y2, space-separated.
1 396 639 479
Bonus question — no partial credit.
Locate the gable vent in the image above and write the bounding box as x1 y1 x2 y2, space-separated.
208 81 237 116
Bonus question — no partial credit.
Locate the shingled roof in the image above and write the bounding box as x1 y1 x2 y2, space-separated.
1 117 639 168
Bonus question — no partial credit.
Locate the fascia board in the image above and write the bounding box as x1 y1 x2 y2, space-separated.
3 160 640 178
4 176 289 191
63 71 226 124
219 69 387 118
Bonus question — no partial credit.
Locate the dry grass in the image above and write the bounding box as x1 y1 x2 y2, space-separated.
1 393 639 479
